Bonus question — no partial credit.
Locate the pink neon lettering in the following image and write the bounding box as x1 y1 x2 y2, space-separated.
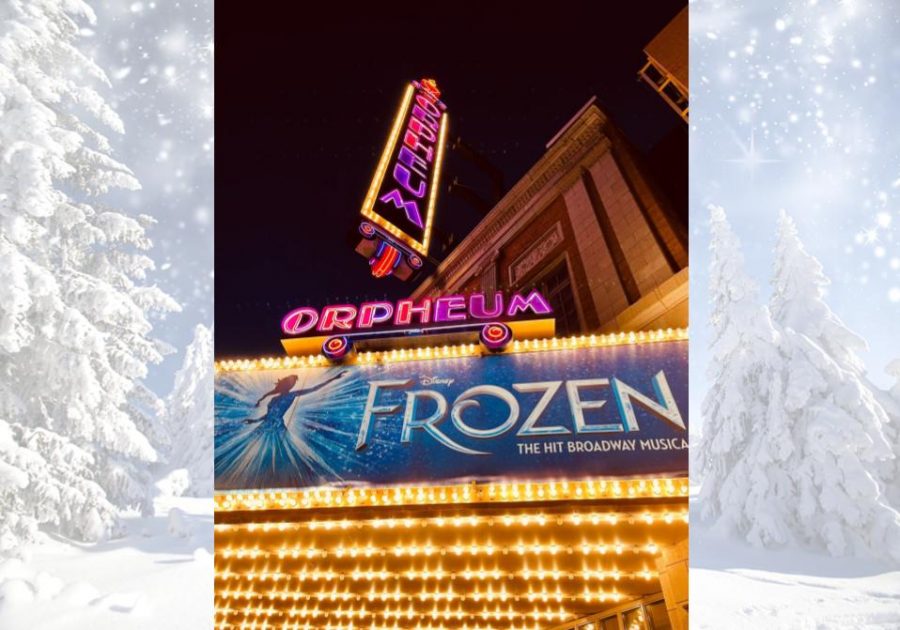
404 129 435 162
506 290 553 317
395 299 432 326
434 295 467 322
317 305 358 332
393 164 426 198
469 291 504 319
415 94 442 118
379 189 424 228
398 145 428 178
407 117 437 143
282 307 319 335
411 104 439 131
358 302 394 328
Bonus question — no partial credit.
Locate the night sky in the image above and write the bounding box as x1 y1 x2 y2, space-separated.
215 1 687 358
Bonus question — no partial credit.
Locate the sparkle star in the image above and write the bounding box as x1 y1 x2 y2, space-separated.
724 130 782 178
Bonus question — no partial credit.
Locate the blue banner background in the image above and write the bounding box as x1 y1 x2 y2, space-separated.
215 341 688 491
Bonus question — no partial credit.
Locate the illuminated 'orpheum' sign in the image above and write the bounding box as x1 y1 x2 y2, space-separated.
355 78 448 280
281 290 554 359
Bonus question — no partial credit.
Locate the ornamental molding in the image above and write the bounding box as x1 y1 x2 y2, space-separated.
508 222 564 286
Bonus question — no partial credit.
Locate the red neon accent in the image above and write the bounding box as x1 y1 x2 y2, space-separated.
421 78 441 99
371 244 400 278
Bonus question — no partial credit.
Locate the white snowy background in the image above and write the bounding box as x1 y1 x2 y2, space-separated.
0 1 213 628
690 0 900 627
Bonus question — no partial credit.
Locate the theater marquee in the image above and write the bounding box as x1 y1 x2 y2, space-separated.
214 338 688 491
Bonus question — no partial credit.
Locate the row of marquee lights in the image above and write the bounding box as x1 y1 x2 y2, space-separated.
218 327 690 373
218 541 667 561
216 564 672 584
217 588 643 606
216 509 688 532
218 607 602 628
215 477 689 512
217 566 670 584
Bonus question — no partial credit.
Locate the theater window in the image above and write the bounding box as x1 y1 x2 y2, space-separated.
533 259 580 336
639 58 689 121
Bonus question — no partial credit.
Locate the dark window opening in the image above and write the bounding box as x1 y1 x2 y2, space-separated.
535 261 580 336
641 61 665 86
662 82 688 110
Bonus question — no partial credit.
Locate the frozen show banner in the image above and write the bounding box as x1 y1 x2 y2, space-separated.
215 338 688 491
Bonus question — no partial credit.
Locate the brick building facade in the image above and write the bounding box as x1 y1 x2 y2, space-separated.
408 99 690 630
412 100 688 339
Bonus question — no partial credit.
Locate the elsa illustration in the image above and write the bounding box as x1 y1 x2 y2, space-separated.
246 371 347 425
215 370 348 488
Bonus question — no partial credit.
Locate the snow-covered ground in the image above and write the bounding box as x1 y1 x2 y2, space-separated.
691 522 900 629
0 495 212 630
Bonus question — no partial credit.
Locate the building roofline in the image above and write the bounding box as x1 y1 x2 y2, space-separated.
545 96 598 149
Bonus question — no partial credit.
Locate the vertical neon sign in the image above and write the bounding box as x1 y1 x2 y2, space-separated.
356 78 448 280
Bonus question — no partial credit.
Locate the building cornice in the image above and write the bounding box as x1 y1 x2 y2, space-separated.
412 103 609 298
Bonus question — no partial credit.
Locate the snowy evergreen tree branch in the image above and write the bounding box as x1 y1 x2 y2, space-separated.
0 0 179 549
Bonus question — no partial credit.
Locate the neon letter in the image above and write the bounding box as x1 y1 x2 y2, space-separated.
281 307 319 335
404 128 436 161
402 390 486 455
566 379 622 433
379 189 424 229
611 371 685 432
356 379 412 450
317 305 358 332
411 104 439 131
415 94 442 118
408 117 437 143
451 385 519 439
506 289 553 317
398 145 428 178
358 302 394 329
514 381 570 436
469 291 504 319
434 295 467 322
393 164 426 199
395 299 432 326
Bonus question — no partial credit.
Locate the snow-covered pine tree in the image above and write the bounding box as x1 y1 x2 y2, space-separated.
163 324 213 496
695 205 788 543
770 210 868 374
0 0 179 548
768 212 900 559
